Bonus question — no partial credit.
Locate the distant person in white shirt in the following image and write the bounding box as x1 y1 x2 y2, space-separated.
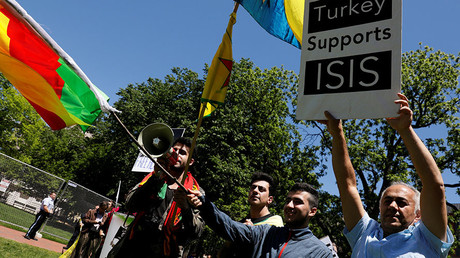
24 192 56 240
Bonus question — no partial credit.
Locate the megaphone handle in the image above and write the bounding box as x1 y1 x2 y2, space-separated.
111 111 188 192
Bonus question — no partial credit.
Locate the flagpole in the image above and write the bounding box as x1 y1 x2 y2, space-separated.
115 180 121 207
182 2 240 181
110 111 188 192
233 1 239 12
167 5 239 229
181 105 206 181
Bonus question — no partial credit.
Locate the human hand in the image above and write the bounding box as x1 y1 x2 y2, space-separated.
317 111 343 138
174 188 190 210
385 93 413 132
243 219 253 226
185 189 203 208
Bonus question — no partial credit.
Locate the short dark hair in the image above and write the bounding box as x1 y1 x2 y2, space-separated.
251 172 275 195
99 201 109 209
290 182 319 208
173 137 197 158
173 137 192 148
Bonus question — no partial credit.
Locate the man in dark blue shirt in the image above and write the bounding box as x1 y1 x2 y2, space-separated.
184 182 333 257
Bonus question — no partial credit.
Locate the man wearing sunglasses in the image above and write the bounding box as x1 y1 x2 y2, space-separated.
109 137 204 258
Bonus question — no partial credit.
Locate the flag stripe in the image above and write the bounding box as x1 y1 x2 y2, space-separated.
199 12 235 118
5 8 64 97
57 58 104 124
237 0 303 48
0 47 72 127
0 2 106 130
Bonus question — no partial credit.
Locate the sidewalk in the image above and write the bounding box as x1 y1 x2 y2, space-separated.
0 225 64 254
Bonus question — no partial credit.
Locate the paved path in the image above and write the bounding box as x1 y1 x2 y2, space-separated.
0 225 64 254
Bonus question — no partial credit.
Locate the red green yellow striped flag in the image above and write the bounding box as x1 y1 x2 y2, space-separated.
199 11 236 118
0 0 117 131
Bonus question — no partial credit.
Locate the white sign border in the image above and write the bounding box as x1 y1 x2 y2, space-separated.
296 0 402 121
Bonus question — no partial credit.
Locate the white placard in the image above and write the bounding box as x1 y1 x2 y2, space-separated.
296 0 402 120
99 212 134 258
131 152 155 173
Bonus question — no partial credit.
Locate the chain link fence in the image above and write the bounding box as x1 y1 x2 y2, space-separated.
0 152 112 241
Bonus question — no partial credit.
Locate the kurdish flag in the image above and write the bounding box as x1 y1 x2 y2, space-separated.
236 0 304 49
0 0 117 131
200 11 236 118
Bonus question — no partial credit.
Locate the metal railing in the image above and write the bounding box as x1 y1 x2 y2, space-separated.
0 152 112 241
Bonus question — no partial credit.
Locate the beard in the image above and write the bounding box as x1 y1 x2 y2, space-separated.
285 216 308 229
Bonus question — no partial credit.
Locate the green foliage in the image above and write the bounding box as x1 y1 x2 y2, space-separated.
197 59 320 216
0 45 458 256
86 59 324 254
0 78 46 163
448 208 460 256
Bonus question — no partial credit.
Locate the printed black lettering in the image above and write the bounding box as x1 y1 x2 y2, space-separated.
318 38 327 50
329 37 339 52
366 30 373 42
305 27 392 52
373 27 382 40
382 28 391 39
353 33 364 44
341 35 352 50
307 36 317 50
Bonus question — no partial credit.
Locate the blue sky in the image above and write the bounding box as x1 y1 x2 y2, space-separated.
16 0 459 203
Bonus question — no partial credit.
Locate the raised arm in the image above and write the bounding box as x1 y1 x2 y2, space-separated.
386 93 447 241
319 112 365 231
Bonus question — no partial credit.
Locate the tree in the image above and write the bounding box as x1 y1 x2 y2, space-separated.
0 75 46 163
87 67 206 196
0 74 107 190
91 59 324 254
312 45 459 256
2 44 457 256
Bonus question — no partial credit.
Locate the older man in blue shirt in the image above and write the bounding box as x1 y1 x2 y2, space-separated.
320 93 454 257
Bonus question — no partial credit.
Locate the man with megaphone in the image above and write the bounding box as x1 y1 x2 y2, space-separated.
108 135 205 258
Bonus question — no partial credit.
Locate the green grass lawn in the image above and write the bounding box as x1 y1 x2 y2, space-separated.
0 202 35 228
0 237 60 258
0 202 70 244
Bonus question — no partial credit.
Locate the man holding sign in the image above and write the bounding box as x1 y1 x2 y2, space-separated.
319 94 454 257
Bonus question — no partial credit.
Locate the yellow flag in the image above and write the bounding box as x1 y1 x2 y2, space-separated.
200 12 236 118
